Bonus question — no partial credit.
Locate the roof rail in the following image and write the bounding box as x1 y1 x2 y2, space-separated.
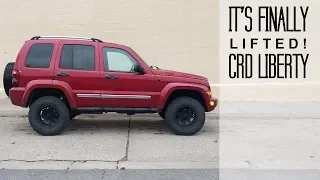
30 36 103 42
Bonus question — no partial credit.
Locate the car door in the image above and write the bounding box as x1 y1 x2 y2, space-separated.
53 40 101 107
99 45 156 108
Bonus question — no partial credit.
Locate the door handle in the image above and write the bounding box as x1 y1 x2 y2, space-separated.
104 75 118 80
57 72 70 77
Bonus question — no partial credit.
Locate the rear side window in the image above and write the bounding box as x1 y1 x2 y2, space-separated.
60 45 95 71
25 43 54 68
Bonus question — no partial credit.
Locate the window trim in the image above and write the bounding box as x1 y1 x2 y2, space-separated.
103 47 139 73
24 43 54 69
59 44 96 71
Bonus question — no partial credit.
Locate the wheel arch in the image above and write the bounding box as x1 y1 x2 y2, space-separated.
22 80 76 108
157 83 209 112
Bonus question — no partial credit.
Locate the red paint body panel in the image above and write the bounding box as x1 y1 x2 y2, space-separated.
15 40 59 88
9 87 25 106
97 43 158 108
53 40 101 108
8 38 217 112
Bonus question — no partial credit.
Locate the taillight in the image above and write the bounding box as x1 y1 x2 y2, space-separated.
12 69 20 87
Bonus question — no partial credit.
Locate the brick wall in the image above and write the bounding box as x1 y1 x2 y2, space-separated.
0 0 219 90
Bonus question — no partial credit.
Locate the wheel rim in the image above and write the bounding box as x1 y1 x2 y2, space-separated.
176 106 196 126
39 106 59 127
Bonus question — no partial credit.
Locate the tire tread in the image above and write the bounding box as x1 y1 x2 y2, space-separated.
164 96 205 135
3 62 15 97
28 96 70 136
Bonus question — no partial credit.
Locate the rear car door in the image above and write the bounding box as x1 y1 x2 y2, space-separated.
53 40 101 107
99 45 156 108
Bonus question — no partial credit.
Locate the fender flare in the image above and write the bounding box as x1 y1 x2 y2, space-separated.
156 83 209 109
21 80 76 108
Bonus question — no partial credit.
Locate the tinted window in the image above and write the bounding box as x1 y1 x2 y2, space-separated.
103 47 137 72
60 45 95 70
25 43 54 68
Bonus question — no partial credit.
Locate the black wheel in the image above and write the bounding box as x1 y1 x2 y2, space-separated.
28 96 70 136
158 111 165 119
165 97 205 135
3 62 15 97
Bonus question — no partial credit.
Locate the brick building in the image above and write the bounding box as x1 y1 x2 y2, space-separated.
0 0 219 97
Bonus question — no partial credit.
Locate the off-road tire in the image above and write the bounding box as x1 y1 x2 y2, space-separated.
3 62 15 97
165 97 205 135
28 96 70 136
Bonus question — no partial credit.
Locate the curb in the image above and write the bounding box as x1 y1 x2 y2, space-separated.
117 161 217 170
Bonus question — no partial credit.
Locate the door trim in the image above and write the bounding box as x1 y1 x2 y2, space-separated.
101 94 151 99
77 94 101 98
76 93 151 99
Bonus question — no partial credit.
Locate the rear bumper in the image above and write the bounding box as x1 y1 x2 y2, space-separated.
9 87 26 107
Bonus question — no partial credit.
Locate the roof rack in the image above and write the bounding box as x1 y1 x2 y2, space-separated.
30 36 103 42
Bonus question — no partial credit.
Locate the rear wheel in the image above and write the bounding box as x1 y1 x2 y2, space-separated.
165 97 205 135
28 96 70 136
3 62 15 97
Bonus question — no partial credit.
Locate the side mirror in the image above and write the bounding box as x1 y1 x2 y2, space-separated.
133 64 146 74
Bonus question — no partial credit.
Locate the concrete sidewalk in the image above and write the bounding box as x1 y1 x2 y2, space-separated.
218 101 320 115
218 101 320 170
0 97 319 171
0 97 218 170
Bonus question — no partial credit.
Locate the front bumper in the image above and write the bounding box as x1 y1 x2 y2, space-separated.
206 96 218 112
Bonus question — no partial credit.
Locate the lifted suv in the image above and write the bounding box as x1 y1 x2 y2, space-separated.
3 36 218 136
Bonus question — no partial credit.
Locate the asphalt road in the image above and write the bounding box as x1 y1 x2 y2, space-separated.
0 169 217 180
1 169 320 180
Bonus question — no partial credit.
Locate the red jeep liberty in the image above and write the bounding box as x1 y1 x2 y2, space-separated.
3 36 218 136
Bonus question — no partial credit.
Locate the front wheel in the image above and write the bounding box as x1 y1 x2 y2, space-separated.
28 96 70 136
165 97 205 136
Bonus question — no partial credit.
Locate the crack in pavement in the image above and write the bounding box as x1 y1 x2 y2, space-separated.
114 116 131 170
67 161 76 170
123 116 131 162
0 159 121 170
0 159 118 163
0 115 28 118
244 160 259 169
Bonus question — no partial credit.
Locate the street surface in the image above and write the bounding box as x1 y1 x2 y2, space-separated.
0 96 320 179
2 169 320 180
0 169 218 180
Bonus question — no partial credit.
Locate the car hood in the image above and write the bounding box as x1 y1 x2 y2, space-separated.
152 69 208 81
